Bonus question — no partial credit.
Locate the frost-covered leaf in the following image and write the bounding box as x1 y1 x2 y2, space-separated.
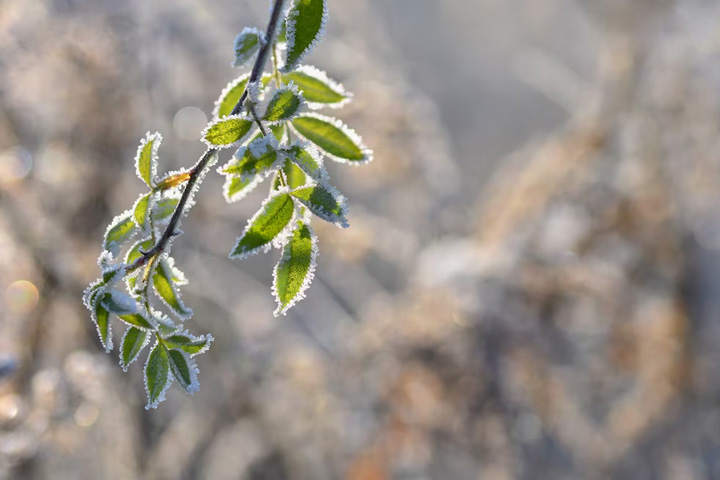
133 193 152 231
269 124 286 142
223 175 263 203
214 75 250 118
220 136 283 182
233 27 263 68
120 327 150 372
230 192 295 259
124 238 153 292
102 291 155 330
277 16 287 43
283 0 328 72
125 238 153 265
103 210 138 257
214 74 274 118
283 66 350 108
164 332 213 356
135 132 161 187
290 183 348 227
94 299 112 352
152 258 193 321
144 342 171 409
153 196 180 224
272 161 307 190
292 114 371 163
202 115 254 148
167 348 199 393
262 84 305 123
283 143 328 182
273 220 318 315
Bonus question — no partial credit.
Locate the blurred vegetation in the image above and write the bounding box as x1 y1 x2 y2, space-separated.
3 0 720 479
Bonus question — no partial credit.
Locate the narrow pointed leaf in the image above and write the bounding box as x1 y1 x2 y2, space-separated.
144 342 171 409
232 27 263 68
292 114 371 163
135 132 161 187
262 84 305 123
223 175 263 203
164 332 214 356
221 136 283 181
120 327 150 372
202 115 254 148
103 210 137 257
283 66 350 108
152 258 193 321
94 301 112 352
101 291 155 330
283 143 328 182
273 221 318 315
230 192 295 259
133 193 152 230
168 348 199 393
283 0 328 72
290 184 348 227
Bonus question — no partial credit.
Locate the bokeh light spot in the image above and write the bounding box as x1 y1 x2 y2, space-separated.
6 280 39 315
173 106 207 141
0 146 33 186
74 402 99 427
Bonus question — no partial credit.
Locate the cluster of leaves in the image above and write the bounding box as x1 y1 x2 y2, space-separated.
83 0 371 409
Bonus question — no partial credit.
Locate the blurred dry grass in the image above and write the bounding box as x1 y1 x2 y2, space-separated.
3 0 720 479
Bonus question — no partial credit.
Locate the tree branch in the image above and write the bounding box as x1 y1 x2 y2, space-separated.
128 0 287 273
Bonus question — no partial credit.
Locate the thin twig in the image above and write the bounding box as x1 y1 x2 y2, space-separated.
128 0 287 273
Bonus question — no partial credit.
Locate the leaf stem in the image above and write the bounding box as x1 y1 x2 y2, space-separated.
128 0 287 273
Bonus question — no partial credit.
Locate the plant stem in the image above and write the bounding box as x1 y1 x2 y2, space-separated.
128 0 287 273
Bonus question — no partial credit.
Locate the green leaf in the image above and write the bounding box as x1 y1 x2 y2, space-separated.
283 143 327 182
230 192 295 259
262 84 305 123
133 193 152 230
153 258 193 320
277 16 287 43
292 114 371 163
101 291 155 330
283 0 328 72
202 115 254 148
214 74 274 119
153 196 180 223
233 27 262 68
164 332 213 356
269 124 286 142
221 136 283 181
94 301 112 352
290 183 348 227
135 132 161 187
223 175 262 203
283 66 350 108
214 74 249 118
168 348 199 393
272 161 307 190
120 327 150 372
144 342 171 409
103 210 138 257
273 220 318 315
125 238 153 265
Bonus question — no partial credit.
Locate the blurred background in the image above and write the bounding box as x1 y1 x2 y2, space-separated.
3 0 720 478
